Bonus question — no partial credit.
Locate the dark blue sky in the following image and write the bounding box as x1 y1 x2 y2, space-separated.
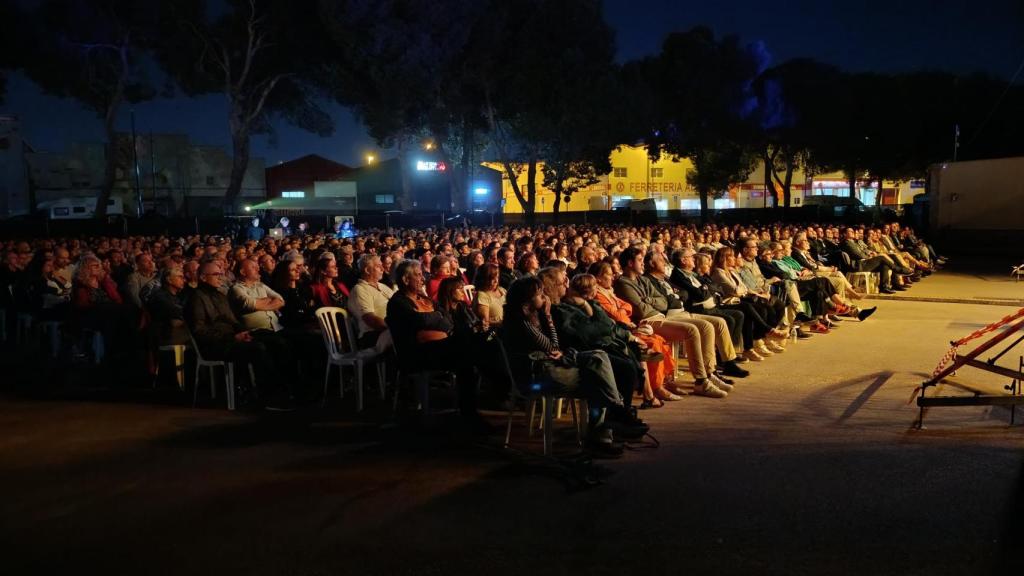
3 0 1022 167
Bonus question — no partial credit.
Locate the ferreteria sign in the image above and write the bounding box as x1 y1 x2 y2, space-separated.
615 181 690 194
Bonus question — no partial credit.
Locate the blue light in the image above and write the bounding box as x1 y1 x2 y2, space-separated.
474 187 489 196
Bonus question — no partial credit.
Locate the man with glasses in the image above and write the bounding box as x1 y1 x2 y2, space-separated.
737 238 810 332
185 261 294 410
841 228 898 294
148 266 189 347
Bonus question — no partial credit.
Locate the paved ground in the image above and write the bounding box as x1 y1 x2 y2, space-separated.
869 258 1024 306
2 265 1023 576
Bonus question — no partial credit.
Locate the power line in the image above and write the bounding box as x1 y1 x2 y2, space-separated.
962 51 1024 150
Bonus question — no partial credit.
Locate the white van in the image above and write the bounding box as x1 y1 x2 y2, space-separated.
43 197 125 219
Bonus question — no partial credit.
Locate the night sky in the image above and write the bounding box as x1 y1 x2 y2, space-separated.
3 0 1022 168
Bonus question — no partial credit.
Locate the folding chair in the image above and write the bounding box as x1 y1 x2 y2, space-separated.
315 307 385 411
503 353 585 456
189 331 253 411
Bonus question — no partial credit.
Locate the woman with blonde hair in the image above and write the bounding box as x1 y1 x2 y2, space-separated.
709 246 789 360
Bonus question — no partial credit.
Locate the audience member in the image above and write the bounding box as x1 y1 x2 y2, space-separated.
385 259 489 432
185 261 293 409
348 254 395 350
123 252 157 308
472 263 506 327
310 256 350 308
502 275 647 457
229 259 285 332
614 247 732 398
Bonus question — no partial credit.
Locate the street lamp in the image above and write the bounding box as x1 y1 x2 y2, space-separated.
366 154 376 165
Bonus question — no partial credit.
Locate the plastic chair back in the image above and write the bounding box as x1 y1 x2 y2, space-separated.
316 307 355 359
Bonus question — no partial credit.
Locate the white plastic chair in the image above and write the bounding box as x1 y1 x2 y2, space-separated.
846 271 878 295
315 307 385 411
189 331 253 411
462 284 476 304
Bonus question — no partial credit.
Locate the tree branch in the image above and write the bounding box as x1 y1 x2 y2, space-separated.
245 73 287 125
238 0 269 91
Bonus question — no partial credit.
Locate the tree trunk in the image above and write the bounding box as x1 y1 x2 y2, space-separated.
96 117 117 220
763 147 776 210
699 188 710 223
846 164 858 199
436 141 459 212
782 155 794 211
552 180 563 222
226 102 250 211
95 77 127 220
873 176 883 207
501 161 529 215
397 138 413 211
461 119 474 212
225 128 250 212
525 158 538 227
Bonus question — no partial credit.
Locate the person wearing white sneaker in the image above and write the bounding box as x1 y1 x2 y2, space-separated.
764 340 786 354
693 378 728 398
615 247 718 394
743 348 765 362
754 339 774 356
708 372 734 393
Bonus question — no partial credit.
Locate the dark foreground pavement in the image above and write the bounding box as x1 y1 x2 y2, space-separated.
2 274 1024 575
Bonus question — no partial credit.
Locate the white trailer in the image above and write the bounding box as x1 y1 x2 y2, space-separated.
928 156 1024 254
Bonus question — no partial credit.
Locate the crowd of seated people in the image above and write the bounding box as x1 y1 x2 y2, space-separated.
0 222 945 453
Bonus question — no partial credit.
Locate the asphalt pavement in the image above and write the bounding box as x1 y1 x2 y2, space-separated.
1 265 1023 576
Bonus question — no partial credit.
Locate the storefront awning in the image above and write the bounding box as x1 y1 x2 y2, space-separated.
245 197 357 212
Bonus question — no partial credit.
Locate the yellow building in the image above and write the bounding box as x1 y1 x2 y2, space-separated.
486 145 699 214
488 144 923 213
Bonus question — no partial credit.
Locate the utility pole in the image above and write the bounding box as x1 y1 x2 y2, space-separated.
952 124 960 162
130 109 142 218
149 131 157 209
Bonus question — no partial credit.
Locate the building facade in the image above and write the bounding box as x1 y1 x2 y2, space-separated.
0 116 31 218
265 154 353 199
492 144 924 214
23 132 265 218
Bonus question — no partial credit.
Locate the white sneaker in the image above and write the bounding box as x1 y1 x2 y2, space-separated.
708 373 734 392
693 379 728 398
765 342 785 354
743 349 764 362
755 343 774 356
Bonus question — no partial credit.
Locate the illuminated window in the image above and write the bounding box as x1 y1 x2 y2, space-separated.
375 194 394 204
713 198 736 209
650 167 663 178
281 191 305 198
612 167 627 178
